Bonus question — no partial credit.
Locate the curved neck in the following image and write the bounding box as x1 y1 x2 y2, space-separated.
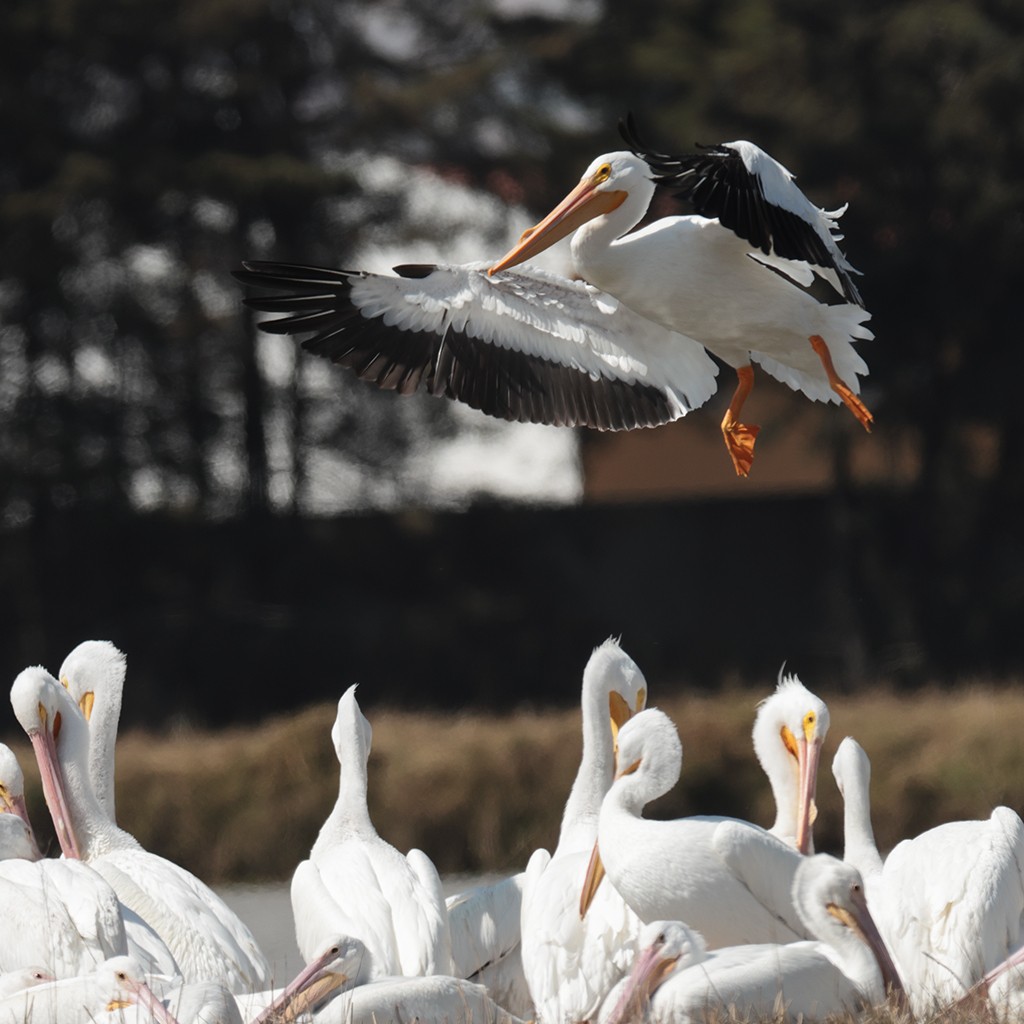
570 185 652 280
753 719 799 843
838 765 883 879
55 697 139 859
557 687 615 854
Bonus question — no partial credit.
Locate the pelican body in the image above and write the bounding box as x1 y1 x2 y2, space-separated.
582 708 812 948
290 684 452 980
600 856 904 1024
236 117 871 477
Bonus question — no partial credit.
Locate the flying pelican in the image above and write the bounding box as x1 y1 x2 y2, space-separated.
752 671 829 854
0 744 41 860
234 117 871 477
520 638 648 1024
0 955 178 1024
290 684 453 979
580 708 811 948
831 735 1024 1013
599 855 905 1024
10 667 268 993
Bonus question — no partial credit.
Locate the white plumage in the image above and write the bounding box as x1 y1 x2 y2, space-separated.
582 708 811 948
832 735 1024 1014
236 118 872 478
10 668 268 994
291 684 452 980
520 638 648 1024
599 855 904 1024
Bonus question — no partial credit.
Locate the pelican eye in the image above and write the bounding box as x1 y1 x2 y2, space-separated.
802 710 817 741
593 163 612 184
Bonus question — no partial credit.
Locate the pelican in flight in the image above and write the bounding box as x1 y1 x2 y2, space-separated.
235 117 871 476
580 708 812 948
752 671 829 854
599 856 905 1024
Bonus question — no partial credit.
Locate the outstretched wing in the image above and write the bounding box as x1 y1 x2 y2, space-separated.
234 260 719 431
619 114 863 307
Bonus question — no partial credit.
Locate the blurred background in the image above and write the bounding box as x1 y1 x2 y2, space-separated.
2 0 1023 729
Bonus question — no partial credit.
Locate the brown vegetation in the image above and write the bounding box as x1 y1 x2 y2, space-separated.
5 683 1023 884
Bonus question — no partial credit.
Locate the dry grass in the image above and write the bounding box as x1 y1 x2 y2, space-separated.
5 683 1024 885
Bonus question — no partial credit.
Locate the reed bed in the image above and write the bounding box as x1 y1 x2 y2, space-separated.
5 683 1024 885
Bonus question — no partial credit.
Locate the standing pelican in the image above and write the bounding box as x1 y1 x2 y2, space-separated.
521 638 648 1024
832 735 1024 1013
600 856 904 1024
290 684 452 979
235 118 871 477
10 667 268 993
58 640 126 826
752 671 829 853
581 708 810 948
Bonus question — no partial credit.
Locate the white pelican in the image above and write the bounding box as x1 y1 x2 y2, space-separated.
0 744 41 860
520 638 648 1024
290 684 452 979
235 117 871 477
0 968 52 999
58 640 126 825
752 671 829 854
581 708 811 948
831 735 1024 1013
10 667 268 993
599 855 905 1024
446 872 532 1017
267 933 525 1024
0 955 178 1024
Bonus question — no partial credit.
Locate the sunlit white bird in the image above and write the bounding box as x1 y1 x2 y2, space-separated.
291 684 452 979
0 744 41 861
581 708 812 948
0 955 177 1024
752 671 829 854
234 116 871 477
275 934 525 1024
832 735 1024 1014
58 640 127 825
599 855 905 1024
521 638 648 1024
446 872 532 1017
10 667 267 993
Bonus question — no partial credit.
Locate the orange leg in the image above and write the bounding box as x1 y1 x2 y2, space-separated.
809 335 873 431
721 365 760 478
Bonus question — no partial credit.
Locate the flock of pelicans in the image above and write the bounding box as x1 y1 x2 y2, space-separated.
0 129 1010 1021
3 638 1024 1024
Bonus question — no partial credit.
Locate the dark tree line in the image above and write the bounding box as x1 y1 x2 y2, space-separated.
2 0 1024 706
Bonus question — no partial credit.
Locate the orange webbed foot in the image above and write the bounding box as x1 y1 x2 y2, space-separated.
722 421 761 478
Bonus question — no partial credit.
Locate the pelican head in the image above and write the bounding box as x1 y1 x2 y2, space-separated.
251 935 366 1024
9 667 83 860
753 670 830 855
489 151 653 275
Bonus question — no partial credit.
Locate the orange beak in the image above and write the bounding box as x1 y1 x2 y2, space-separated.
488 177 626 275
